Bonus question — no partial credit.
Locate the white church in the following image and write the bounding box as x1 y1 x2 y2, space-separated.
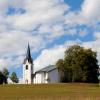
23 44 59 84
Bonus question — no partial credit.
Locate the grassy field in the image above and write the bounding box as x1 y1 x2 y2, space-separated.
0 83 100 100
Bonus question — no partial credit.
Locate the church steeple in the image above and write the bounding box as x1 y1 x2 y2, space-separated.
23 43 34 84
23 43 33 64
26 43 31 60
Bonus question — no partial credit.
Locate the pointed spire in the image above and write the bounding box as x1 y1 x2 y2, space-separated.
26 43 31 59
24 43 33 64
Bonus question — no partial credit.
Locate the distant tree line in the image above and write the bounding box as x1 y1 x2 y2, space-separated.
0 68 19 84
56 45 99 83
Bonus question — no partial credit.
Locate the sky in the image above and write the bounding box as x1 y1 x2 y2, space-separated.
0 0 100 81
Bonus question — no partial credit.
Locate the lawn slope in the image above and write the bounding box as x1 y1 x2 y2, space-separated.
0 83 100 100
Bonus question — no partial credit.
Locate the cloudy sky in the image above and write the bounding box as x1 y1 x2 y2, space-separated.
0 0 100 79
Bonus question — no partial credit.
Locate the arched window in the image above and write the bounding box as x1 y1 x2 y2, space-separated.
26 65 28 70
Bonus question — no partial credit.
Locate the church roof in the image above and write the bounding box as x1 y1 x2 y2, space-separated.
37 65 57 72
23 43 33 64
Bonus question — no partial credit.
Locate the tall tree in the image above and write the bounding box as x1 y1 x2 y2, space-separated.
10 72 19 83
56 45 99 83
3 68 9 78
2 68 9 84
0 71 4 84
56 59 65 82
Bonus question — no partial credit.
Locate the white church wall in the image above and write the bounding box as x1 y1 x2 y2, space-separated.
48 69 59 83
23 60 33 84
34 73 45 84
34 69 59 84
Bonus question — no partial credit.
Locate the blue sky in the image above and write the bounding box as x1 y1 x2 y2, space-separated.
64 0 83 11
0 0 100 82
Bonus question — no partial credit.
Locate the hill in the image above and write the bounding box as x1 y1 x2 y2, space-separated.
0 83 100 100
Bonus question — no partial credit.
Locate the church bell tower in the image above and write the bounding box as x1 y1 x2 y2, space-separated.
23 44 33 84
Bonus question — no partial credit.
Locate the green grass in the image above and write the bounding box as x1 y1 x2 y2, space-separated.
0 83 100 100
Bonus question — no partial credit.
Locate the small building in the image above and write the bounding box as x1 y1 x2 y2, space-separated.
34 65 59 84
23 44 59 84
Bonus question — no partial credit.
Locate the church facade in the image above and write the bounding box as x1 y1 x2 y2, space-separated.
23 44 59 84
34 65 59 83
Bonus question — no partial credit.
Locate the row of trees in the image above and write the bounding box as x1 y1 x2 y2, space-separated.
56 45 99 83
0 68 19 84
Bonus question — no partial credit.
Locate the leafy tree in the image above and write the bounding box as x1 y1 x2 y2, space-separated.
56 59 65 82
2 68 9 84
0 71 7 84
10 72 19 83
56 45 99 83
3 68 9 78
0 71 4 84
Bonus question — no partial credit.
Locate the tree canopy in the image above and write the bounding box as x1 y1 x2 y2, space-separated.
0 71 7 84
56 45 99 83
3 68 9 78
10 72 19 83
2 68 9 84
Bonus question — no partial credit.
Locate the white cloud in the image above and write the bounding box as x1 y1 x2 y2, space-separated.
94 32 100 39
0 0 89 82
0 0 69 70
65 12 85 25
7 0 69 31
9 0 24 8
34 37 100 72
82 39 100 65
34 46 65 71
0 59 9 70
65 0 100 25
34 40 79 71
0 30 46 69
81 0 100 21
0 0 8 15
0 0 99 72
48 24 64 39
0 31 45 57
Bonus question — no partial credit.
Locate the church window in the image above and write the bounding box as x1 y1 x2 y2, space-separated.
26 65 28 70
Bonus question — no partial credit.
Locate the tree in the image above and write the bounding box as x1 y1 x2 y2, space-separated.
0 71 7 84
3 68 9 78
2 68 9 84
0 71 4 84
56 45 99 83
56 59 65 82
10 72 19 83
